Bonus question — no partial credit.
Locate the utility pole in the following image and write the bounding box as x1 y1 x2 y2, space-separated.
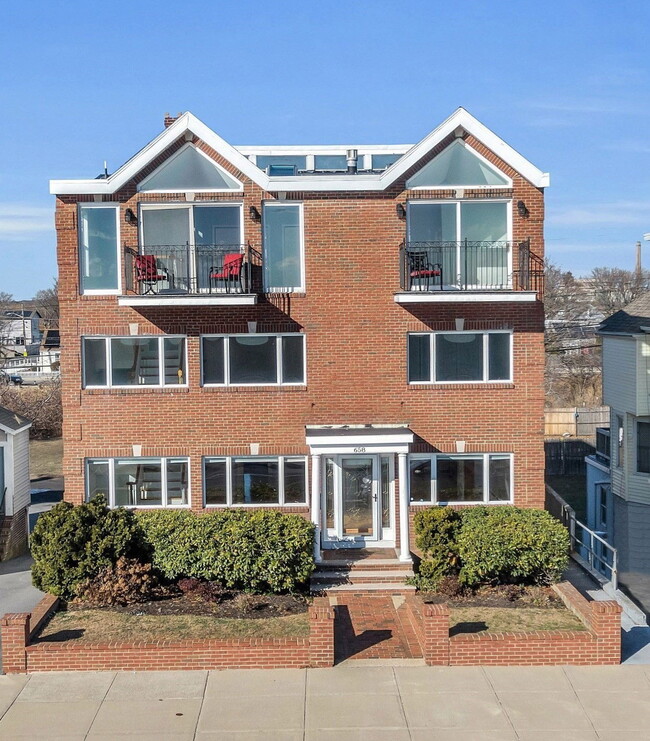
636 241 642 276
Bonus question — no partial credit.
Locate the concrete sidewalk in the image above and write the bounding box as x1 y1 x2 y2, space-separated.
0 665 650 739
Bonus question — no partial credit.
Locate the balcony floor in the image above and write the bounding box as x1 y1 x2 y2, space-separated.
394 290 538 303
118 294 258 307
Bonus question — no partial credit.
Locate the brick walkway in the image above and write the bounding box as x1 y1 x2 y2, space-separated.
332 595 423 662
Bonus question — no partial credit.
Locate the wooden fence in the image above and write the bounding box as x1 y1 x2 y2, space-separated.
545 407 609 439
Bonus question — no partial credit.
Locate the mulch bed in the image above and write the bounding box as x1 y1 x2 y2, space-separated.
421 584 565 610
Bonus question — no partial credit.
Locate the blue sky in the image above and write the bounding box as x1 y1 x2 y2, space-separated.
1 0 650 297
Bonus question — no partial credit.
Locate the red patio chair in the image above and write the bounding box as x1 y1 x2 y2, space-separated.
408 252 443 290
134 254 170 294
209 253 244 293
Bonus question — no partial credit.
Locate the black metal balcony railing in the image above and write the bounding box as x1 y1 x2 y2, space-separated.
124 244 262 296
399 239 544 294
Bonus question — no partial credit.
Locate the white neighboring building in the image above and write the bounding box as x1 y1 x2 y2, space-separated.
0 407 31 559
0 309 42 357
594 293 650 612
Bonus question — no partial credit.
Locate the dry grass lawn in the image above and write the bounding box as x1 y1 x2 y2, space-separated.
38 608 310 644
30 437 63 479
450 606 586 635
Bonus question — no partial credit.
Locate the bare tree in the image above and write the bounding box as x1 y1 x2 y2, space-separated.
34 280 59 329
589 267 650 316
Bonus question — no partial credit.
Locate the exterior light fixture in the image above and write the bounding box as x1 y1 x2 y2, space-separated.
249 205 261 222
517 200 529 218
396 203 406 220
124 208 137 225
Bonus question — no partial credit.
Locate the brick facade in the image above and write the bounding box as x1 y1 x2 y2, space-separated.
54 113 547 558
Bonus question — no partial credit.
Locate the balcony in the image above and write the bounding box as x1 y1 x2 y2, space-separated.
120 244 261 307
396 239 544 303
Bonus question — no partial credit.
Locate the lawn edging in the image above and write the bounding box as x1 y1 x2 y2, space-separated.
404 581 621 666
1 595 335 674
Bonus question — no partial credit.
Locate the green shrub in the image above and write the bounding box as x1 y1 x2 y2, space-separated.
138 509 315 593
456 506 569 587
412 507 463 589
31 496 147 599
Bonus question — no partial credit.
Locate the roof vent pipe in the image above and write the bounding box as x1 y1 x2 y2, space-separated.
346 149 358 174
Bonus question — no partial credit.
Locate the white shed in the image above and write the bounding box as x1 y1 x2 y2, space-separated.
0 406 31 560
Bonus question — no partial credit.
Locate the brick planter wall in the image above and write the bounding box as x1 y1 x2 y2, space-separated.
405 582 621 666
1 596 335 674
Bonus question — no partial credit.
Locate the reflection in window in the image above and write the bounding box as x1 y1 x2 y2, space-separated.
79 206 119 292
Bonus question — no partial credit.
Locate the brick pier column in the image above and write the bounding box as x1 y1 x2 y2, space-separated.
591 600 622 665
422 603 450 665
1 613 30 674
309 598 335 667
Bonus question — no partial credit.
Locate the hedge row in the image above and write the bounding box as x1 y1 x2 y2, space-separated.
413 505 569 590
31 496 315 599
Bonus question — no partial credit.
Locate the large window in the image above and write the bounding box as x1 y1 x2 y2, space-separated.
408 331 511 383
409 454 512 504
201 334 305 386
263 203 304 291
637 420 650 474
79 205 119 293
203 456 307 506
82 336 187 388
86 457 189 507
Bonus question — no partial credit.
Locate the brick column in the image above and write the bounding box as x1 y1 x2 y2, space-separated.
591 600 622 665
309 598 335 667
1 613 30 674
422 603 450 665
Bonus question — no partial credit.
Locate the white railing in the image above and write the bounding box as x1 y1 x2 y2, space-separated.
546 486 618 588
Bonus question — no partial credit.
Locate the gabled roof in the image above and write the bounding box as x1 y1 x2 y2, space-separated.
598 293 650 335
50 108 549 195
0 406 31 434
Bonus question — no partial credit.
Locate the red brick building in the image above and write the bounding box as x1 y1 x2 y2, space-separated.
50 108 548 563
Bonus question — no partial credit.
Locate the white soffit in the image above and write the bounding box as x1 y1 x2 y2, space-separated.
50 108 549 195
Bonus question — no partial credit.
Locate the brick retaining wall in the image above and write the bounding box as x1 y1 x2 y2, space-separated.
1 596 335 674
405 582 621 666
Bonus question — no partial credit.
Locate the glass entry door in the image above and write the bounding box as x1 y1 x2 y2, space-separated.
322 454 394 547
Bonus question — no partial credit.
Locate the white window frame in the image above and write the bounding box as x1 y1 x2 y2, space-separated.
85 457 191 509
262 201 305 293
139 201 244 246
200 333 306 387
82 335 189 389
408 330 513 384
203 455 309 507
406 140 513 190
409 453 514 506
635 418 650 475
137 143 244 193
78 203 121 296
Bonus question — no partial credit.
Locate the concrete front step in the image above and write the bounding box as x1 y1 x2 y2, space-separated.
311 569 414 584
311 582 417 594
318 558 412 571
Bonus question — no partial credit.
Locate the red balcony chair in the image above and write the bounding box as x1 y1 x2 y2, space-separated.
209 253 244 293
408 252 443 291
134 254 170 294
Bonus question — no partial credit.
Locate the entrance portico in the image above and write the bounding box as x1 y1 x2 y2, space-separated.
305 425 414 563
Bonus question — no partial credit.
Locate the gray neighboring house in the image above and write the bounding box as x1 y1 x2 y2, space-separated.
0 407 31 560
595 293 650 612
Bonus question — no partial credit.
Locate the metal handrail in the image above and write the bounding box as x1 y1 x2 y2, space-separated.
567 512 618 589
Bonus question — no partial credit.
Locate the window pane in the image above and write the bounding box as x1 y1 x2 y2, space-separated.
83 338 107 387
460 202 507 242
408 203 456 242
263 205 302 290
79 207 118 292
409 459 431 502
488 456 511 501
281 336 304 383
284 459 306 504
617 415 625 468
141 208 189 247
461 202 508 287
202 337 225 384
114 460 163 507
166 459 188 505
638 421 650 474
229 336 277 384
232 459 279 504
314 155 347 170
408 335 430 382
437 457 483 502
325 457 334 528
256 155 306 171
380 456 391 528
488 333 510 381
87 460 110 501
193 206 240 247
204 459 227 505
163 338 186 385
436 334 483 382
110 338 160 386
372 153 401 169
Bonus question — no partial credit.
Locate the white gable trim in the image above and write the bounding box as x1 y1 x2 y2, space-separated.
137 142 243 193
50 108 549 195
